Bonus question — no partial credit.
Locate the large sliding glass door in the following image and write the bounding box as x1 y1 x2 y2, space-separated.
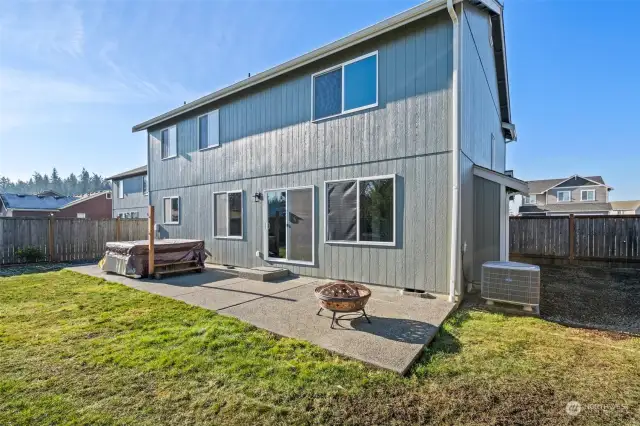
264 186 314 264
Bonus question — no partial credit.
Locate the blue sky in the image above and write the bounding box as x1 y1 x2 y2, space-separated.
0 0 638 200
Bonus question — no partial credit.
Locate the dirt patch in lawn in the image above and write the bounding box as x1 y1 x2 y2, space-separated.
540 265 640 335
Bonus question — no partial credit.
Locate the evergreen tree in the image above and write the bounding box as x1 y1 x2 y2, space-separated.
79 168 90 194
51 168 62 193
42 174 50 191
65 173 78 195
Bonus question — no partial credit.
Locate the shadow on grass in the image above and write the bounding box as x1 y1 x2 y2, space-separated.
0 260 98 278
411 310 469 369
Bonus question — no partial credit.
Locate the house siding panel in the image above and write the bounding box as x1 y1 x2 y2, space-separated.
546 186 608 204
460 3 505 172
146 11 454 293
112 176 148 218
473 175 500 280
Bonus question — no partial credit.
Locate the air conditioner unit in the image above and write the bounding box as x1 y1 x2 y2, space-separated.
481 261 540 312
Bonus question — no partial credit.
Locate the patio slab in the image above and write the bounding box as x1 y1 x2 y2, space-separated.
66 264 456 374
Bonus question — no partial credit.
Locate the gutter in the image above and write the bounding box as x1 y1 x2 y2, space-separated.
447 0 460 303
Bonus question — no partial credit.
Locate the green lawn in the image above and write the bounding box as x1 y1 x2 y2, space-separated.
0 271 638 425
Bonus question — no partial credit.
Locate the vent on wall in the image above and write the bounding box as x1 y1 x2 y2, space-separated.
481 261 540 312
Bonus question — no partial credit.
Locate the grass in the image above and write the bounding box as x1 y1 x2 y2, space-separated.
0 271 638 425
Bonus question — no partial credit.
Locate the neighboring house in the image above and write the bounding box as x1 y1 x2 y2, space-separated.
610 200 640 215
107 166 148 218
519 175 613 216
0 191 112 219
131 0 526 300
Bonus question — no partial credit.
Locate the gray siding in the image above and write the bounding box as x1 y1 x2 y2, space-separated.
460 3 505 172
146 11 454 293
152 154 450 293
545 185 608 205
472 176 500 281
112 176 148 218
459 154 475 288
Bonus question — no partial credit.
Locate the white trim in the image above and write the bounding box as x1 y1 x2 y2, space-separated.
106 192 112 199
142 175 148 196
556 190 571 202
213 190 244 239
160 125 177 160
523 194 536 205
197 110 221 151
117 180 124 199
323 174 396 247
263 185 315 265
581 189 596 202
311 51 378 122
472 166 529 193
162 196 180 224
544 174 611 192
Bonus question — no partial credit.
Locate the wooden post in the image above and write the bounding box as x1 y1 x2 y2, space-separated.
115 217 121 242
569 214 575 264
48 216 56 262
148 205 155 276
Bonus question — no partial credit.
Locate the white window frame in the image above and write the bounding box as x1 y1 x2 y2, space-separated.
262 185 315 266
197 109 220 151
142 175 148 196
163 196 180 225
117 180 124 199
523 194 537 205
213 190 244 239
324 174 396 247
581 189 595 202
106 192 112 199
557 190 571 202
311 51 378 122
77 213 86 219
160 125 177 160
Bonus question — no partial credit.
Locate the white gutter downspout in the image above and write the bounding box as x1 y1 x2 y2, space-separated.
447 0 460 303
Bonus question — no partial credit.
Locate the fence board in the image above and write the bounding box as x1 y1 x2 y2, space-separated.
0 217 147 265
511 215 640 262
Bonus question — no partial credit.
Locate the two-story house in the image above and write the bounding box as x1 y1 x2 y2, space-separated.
107 166 148 218
519 175 613 216
131 0 526 301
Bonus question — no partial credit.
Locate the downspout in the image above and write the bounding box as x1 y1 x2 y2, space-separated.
447 0 460 303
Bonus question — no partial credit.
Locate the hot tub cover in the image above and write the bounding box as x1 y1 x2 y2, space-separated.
101 239 206 278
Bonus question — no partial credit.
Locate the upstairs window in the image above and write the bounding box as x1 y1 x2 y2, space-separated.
214 190 243 238
163 196 180 224
161 125 177 159
523 195 537 205
142 175 148 195
557 190 571 202
198 110 220 150
117 180 124 199
312 52 378 121
581 189 595 201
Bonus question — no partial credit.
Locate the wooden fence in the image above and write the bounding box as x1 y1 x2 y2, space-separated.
510 215 640 264
0 217 148 265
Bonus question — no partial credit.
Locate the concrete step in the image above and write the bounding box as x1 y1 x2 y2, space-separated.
237 266 289 282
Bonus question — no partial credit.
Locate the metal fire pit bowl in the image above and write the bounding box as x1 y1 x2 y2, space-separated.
314 281 372 328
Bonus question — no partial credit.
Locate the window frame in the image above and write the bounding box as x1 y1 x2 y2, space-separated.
556 190 572 202
106 192 112 199
160 125 177 160
311 51 378 122
523 194 537 205
324 174 396 247
117 180 124 199
581 189 596 202
142 175 148 196
213 190 244 239
162 196 180 225
262 185 315 266
197 110 220 151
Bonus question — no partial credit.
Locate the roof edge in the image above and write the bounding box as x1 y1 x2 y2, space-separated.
132 0 483 133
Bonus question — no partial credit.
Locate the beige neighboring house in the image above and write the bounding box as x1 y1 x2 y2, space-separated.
519 174 613 216
610 200 640 215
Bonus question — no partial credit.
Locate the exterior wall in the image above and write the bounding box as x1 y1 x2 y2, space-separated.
460 3 505 173
459 154 475 288
472 176 501 281
112 175 148 218
10 210 54 217
56 194 113 219
152 155 451 293
545 185 608 204
147 12 454 293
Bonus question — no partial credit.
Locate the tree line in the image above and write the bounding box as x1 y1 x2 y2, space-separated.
0 168 111 196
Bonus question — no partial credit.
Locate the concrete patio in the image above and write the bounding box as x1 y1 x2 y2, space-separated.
67 264 456 374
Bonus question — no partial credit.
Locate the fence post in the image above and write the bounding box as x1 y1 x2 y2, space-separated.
148 206 155 276
48 216 56 262
569 214 575 263
115 217 121 241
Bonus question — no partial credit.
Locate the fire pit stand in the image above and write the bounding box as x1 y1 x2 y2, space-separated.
314 281 372 329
